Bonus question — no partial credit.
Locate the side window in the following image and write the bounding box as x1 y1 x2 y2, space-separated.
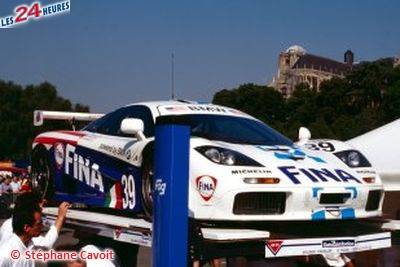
84 106 155 137
122 106 155 137
96 108 127 136
84 114 108 133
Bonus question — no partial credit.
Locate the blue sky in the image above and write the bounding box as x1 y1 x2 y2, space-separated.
1 0 399 112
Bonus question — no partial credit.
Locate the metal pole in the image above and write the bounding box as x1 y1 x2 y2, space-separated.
153 115 190 267
171 53 175 99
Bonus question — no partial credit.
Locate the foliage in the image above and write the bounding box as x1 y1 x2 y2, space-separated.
213 58 400 141
0 81 89 161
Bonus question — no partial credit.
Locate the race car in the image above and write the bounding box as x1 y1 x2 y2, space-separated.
31 100 384 221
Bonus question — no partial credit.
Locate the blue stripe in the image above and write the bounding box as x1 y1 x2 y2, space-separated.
307 155 326 163
312 210 326 221
341 208 355 219
312 187 323 198
274 152 292 160
345 187 358 198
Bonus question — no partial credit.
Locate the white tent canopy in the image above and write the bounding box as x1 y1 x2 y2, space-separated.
348 119 400 191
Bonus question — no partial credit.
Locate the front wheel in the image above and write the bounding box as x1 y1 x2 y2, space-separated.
141 151 153 220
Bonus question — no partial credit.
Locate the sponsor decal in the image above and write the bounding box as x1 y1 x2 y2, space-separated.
278 166 361 184
0 1 70 29
231 169 272 175
99 144 125 158
266 240 284 255
99 144 140 162
187 105 227 113
356 170 376 175
54 143 65 169
154 179 166 196
65 144 105 192
322 239 355 248
125 148 139 162
196 175 217 201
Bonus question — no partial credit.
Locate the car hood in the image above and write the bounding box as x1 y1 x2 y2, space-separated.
191 138 379 187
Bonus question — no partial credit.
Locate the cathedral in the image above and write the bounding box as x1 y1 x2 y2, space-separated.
269 45 354 98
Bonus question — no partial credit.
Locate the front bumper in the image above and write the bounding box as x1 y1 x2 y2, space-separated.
191 185 384 221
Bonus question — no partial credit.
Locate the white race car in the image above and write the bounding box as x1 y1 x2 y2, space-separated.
31 100 384 221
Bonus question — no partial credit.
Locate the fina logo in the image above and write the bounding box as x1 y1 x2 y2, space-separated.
65 144 105 193
196 175 217 201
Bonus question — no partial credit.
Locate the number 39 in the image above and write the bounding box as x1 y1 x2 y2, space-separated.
306 141 335 152
122 175 136 209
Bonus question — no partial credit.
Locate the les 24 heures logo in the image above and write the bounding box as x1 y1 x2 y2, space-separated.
1 1 70 28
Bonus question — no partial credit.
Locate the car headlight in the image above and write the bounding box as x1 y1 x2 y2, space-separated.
195 146 263 166
334 150 371 168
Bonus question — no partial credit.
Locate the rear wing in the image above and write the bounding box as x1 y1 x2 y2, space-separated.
34 110 104 129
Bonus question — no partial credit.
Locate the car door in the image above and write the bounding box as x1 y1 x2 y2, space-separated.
77 105 155 212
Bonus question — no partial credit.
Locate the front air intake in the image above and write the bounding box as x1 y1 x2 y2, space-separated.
320 193 351 205
366 190 382 211
233 192 286 215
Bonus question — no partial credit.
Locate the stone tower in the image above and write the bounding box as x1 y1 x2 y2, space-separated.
276 45 306 96
344 50 354 67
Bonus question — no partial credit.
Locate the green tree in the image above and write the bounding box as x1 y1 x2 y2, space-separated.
212 57 400 141
213 83 286 130
0 80 89 161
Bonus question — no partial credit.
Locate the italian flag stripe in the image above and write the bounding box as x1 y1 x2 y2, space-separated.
105 182 123 209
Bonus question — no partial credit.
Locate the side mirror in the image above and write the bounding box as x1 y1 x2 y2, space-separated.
297 127 311 146
120 118 146 141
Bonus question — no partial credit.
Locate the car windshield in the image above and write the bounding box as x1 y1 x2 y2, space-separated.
186 114 293 146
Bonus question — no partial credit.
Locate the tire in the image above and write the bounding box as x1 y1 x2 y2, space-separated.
141 146 154 219
31 146 54 200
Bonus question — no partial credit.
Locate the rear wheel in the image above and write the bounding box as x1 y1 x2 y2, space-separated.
31 146 54 200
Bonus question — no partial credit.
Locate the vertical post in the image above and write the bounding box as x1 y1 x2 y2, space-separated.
153 115 190 267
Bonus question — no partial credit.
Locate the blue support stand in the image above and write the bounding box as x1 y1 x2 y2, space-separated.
153 116 190 267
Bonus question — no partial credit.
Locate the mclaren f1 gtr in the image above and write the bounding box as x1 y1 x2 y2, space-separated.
31 101 384 221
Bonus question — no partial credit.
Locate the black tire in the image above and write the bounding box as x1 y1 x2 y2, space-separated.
141 146 154 219
31 146 54 200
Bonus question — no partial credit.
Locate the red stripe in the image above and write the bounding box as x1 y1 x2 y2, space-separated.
34 137 77 146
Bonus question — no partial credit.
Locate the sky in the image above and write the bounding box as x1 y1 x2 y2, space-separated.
1 0 400 112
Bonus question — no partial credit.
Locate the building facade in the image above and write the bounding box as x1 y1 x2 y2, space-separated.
270 45 353 98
